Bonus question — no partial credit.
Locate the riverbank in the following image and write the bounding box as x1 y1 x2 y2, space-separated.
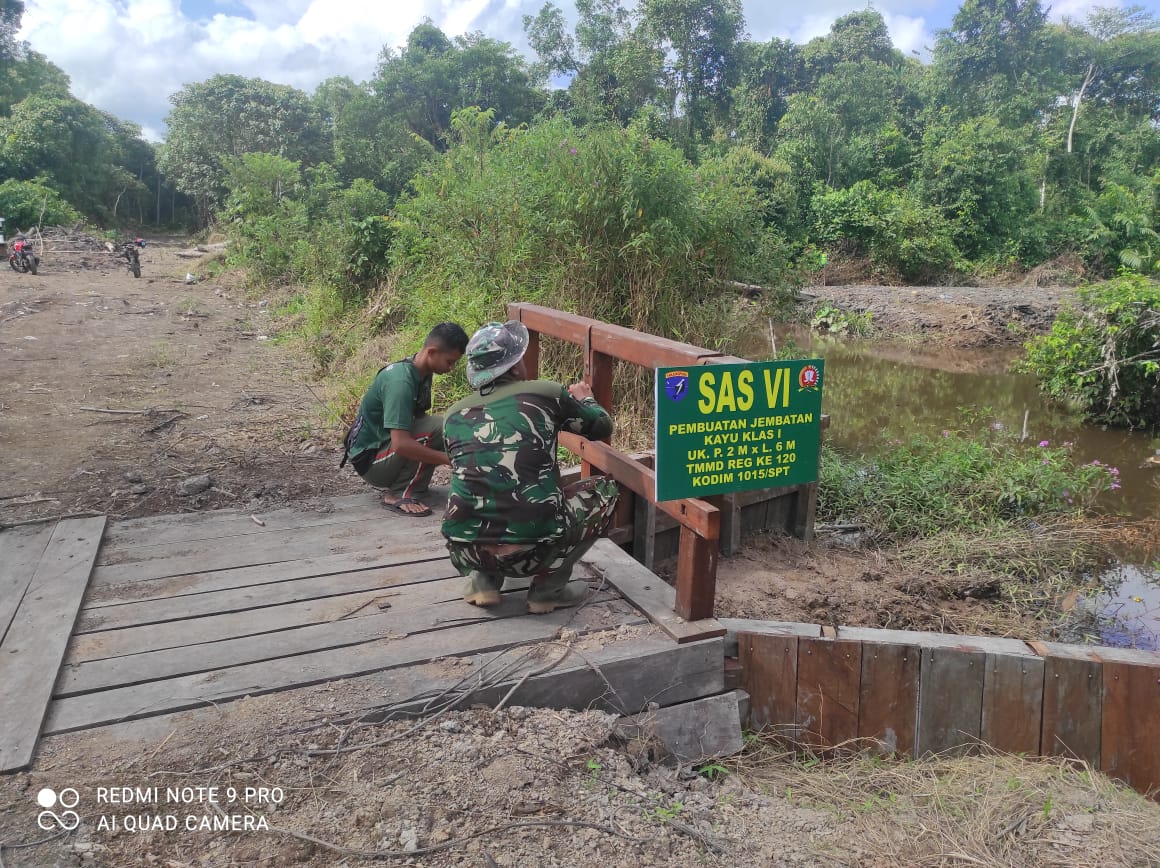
798 282 1077 348
715 280 1158 650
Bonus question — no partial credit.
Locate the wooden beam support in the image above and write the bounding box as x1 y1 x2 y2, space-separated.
587 539 724 644
675 526 717 622
523 328 541 380
508 303 731 369
559 433 718 540
590 321 726 370
507 303 592 346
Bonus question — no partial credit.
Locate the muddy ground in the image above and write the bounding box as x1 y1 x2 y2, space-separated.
800 281 1075 346
5 245 1157 866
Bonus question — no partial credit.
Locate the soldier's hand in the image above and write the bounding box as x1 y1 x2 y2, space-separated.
568 381 594 401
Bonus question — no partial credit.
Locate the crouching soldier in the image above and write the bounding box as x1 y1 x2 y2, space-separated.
441 321 619 614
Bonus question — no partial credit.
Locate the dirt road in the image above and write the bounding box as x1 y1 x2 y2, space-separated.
1 236 359 529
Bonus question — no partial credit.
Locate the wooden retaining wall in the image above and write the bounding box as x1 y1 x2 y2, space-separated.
723 620 1160 797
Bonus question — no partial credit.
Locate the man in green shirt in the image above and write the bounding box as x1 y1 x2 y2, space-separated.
442 321 619 613
345 322 469 516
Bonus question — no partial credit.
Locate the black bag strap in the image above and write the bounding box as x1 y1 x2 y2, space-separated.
339 356 416 469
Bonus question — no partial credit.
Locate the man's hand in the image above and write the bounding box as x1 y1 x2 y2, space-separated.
390 429 451 466
567 381 594 401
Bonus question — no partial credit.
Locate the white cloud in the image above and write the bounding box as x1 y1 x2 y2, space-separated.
19 0 496 140
1046 0 1125 24
882 13 932 59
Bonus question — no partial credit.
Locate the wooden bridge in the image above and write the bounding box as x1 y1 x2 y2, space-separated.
1 304 811 773
0 496 730 773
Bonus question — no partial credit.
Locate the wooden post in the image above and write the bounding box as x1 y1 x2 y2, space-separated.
581 333 614 478
793 414 827 542
523 328 540 380
707 494 741 556
675 525 717 621
589 351 615 426
631 454 657 569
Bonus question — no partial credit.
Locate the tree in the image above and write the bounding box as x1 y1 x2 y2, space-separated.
524 2 577 80
928 0 1061 126
525 0 663 126
1058 6 1160 154
160 74 330 223
800 9 903 85
0 92 111 214
730 37 801 153
918 116 1039 257
638 0 745 144
314 76 435 197
1 49 70 115
1 0 22 65
373 23 543 151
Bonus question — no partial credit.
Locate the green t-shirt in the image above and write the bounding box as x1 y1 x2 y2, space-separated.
348 359 431 462
441 379 613 545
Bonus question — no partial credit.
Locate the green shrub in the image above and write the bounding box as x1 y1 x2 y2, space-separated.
811 181 959 281
0 178 81 231
810 303 873 337
387 115 778 363
1019 275 1160 430
820 428 1116 540
1078 183 1158 276
222 155 398 297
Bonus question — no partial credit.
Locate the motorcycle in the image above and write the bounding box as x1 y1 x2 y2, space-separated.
121 238 145 278
8 238 38 274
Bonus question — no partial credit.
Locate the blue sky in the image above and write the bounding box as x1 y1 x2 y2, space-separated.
18 0 1139 141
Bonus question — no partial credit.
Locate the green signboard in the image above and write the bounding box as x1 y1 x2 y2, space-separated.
654 359 825 502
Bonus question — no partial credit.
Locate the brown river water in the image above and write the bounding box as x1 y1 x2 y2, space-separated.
751 327 1160 648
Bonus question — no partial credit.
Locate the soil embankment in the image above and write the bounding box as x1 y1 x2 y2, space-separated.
803 282 1076 347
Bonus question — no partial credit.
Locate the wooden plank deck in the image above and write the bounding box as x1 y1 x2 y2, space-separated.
0 517 105 771
0 494 720 764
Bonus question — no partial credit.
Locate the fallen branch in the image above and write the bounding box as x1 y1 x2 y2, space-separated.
80 406 182 416
0 830 68 868
328 592 401 622
0 511 103 529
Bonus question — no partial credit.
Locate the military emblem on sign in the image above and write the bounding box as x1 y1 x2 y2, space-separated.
798 364 820 391
664 370 690 402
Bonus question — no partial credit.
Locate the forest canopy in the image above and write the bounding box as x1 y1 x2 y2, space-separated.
2 1 1157 282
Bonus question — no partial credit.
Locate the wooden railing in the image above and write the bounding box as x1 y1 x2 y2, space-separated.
507 303 752 623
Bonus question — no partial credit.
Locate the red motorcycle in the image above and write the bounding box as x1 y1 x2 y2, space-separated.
8 238 38 274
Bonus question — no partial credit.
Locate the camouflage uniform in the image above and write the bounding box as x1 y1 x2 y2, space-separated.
442 378 619 588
